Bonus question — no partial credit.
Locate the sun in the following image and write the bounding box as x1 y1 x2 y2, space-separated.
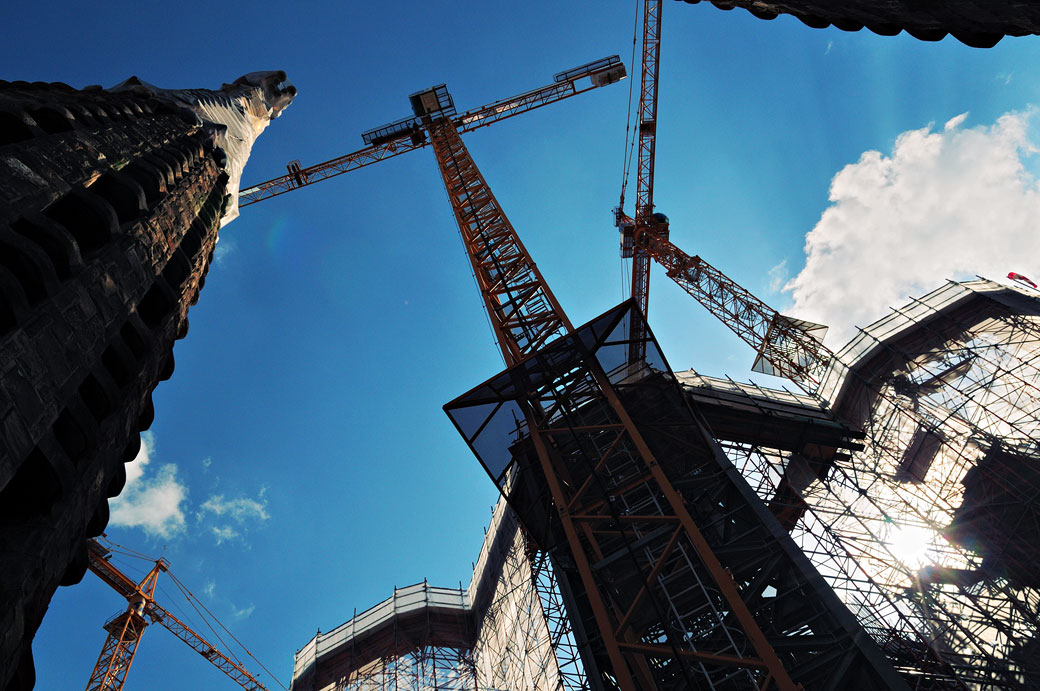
886 523 937 570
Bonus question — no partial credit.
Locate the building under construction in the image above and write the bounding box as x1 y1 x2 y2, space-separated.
3 2 1040 690
289 278 1040 690
260 2 1039 687
0 73 294 691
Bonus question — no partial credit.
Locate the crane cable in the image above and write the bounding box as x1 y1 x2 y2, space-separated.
98 536 287 690
618 0 642 212
167 570 289 691
166 572 246 666
97 535 158 563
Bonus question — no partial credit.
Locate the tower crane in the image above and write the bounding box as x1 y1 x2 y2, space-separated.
610 3 1038 506
84 537 274 691
614 0 831 391
236 56 823 690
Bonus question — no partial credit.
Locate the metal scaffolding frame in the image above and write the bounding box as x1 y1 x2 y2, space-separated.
289 501 584 691
710 280 1040 688
447 300 905 690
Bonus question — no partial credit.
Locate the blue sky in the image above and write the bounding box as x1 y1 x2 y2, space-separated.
6 2 1040 689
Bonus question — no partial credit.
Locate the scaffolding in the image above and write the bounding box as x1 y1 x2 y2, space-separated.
446 300 905 689
290 280 1039 690
289 500 583 691
709 279 1040 688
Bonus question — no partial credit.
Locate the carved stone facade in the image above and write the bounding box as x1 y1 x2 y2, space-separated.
0 74 292 691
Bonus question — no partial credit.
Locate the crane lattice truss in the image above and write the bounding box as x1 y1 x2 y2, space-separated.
85 539 269 691
238 57 625 208
437 118 905 688
629 0 663 320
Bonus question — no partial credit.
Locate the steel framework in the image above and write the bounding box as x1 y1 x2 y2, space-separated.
434 112 904 688
85 539 270 691
696 281 1040 688
289 501 582 691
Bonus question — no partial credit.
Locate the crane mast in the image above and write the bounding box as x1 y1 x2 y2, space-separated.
614 0 832 390
427 116 571 364
85 539 269 691
630 0 664 320
425 109 800 689
85 545 166 691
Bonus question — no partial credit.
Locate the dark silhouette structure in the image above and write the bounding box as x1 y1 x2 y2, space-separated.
0 73 293 691
677 0 1040 47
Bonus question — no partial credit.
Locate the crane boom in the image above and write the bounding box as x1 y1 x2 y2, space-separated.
641 230 832 390
146 602 268 691
239 55 626 207
85 539 270 691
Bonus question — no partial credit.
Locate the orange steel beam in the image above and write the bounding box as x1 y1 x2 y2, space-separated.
239 57 625 208
85 539 269 691
428 117 571 364
85 548 166 691
641 229 832 390
430 117 798 689
631 0 664 321
84 611 149 691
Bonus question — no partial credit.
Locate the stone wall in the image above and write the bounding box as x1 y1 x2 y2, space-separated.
0 80 228 691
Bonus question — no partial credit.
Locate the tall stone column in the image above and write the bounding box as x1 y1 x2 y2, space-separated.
0 72 294 690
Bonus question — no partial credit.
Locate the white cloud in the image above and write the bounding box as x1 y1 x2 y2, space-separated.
212 236 233 265
784 109 1040 346
767 260 788 293
197 487 269 545
199 492 269 522
824 40 833 56
109 433 187 538
943 112 968 131
231 604 256 620
211 525 240 544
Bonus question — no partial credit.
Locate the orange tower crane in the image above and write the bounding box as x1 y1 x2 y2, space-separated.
614 0 831 390
236 57 808 689
428 111 804 690
85 538 272 691
238 55 909 690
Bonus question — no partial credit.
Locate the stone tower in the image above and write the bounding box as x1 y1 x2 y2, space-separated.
0 72 294 691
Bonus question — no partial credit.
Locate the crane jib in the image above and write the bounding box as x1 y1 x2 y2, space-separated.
237 56 625 207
